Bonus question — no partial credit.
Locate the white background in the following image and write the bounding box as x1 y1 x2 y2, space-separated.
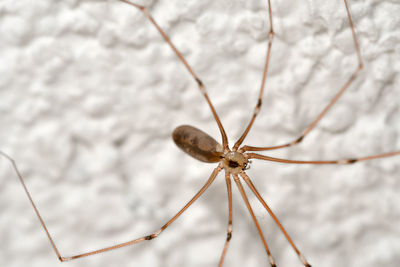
0 0 399 266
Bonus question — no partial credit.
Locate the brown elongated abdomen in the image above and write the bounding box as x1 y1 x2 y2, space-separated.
172 125 223 163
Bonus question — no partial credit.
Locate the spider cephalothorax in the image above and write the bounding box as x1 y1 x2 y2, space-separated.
221 151 248 174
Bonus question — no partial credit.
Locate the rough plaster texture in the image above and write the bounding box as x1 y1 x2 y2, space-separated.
0 0 399 267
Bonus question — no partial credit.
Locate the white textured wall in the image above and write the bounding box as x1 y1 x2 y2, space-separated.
0 0 399 266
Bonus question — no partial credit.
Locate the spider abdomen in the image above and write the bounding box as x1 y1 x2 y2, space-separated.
172 125 223 163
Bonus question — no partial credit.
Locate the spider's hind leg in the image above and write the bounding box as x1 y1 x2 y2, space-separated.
0 149 223 261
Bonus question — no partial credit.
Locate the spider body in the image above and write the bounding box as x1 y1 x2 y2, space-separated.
222 151 248 174
172 125 223 163
173 125 249 174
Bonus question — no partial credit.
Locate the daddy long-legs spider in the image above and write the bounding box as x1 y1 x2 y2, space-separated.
0 0 399 266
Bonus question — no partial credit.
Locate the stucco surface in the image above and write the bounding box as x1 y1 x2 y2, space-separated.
0 0 399 267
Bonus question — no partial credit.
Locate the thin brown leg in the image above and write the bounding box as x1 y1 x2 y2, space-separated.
218 172 233 267
0 149 222 261
232 174 276 267
241 0 363 152
246 150 400 165
233 0 274 150
0 151 64 261
118 0 229 149
240 171 311 267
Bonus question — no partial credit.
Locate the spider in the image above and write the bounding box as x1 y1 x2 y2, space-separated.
0 0 399 266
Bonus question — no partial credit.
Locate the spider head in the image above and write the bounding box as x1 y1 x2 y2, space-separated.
222 151 248 174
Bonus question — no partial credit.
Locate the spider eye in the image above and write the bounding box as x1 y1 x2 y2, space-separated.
243 162 249 170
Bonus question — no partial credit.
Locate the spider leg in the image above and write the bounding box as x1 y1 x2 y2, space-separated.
0 149 222 261
0 151 63 260
232 174 276 267
233 0 274 150
246 150 400 165
118 0 229 149
240 171 311 267
218 171 233 267
241 0 363 153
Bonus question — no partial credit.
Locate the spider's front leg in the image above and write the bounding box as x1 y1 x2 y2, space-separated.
241 0 363 153
246 150 400 165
